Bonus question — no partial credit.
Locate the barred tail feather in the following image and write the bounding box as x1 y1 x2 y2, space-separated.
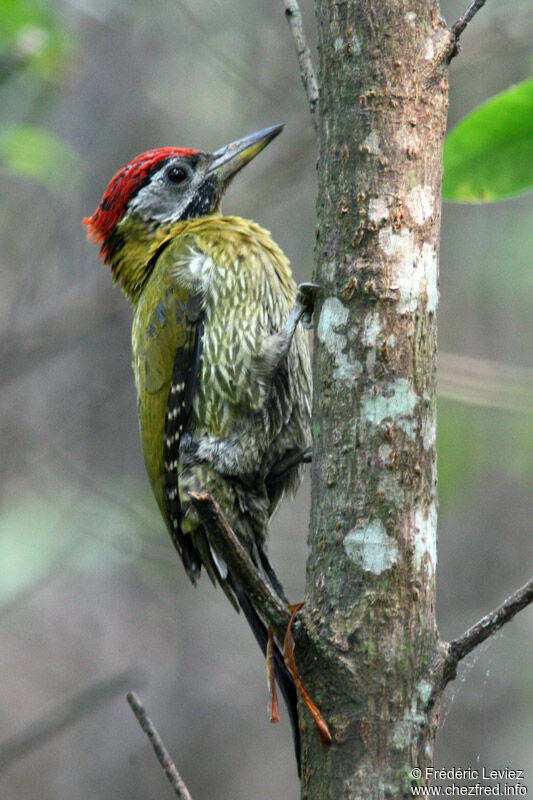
230 580 301 777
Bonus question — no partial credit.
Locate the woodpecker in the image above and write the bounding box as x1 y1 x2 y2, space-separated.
84 124 312 771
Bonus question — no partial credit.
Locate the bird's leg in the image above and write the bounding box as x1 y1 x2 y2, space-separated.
284 282 320 340
252 283 320 387
284 603 332 745
266 627 280 723
277 284 321 364
267 447 312 482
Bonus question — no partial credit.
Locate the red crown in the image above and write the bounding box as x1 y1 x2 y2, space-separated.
83 147 198 259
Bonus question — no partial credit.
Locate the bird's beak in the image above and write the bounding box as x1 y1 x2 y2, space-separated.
208 124 284 184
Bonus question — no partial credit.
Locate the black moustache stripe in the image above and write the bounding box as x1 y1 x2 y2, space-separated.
180 178 218 220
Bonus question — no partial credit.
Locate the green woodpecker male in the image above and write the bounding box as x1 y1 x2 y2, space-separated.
84 124 313 771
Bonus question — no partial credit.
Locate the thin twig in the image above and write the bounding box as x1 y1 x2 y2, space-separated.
282 0 319 134
0 671 141 770
127 692 194 800
189 492 291 639
448 0 488 60
452 0 488 40
443 577 533 686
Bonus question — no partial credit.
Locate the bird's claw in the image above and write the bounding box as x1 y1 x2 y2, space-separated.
296 283 320 329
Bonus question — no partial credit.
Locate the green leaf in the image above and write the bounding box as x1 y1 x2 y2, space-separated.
0 0 69 81
0 0 47 46
443 78 533 203
0 125 85 192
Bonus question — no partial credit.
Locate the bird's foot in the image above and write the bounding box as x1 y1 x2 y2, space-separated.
278 284 320 359
284 602 332 746
268 447 312 483
266 627 281 723
295 282 320 329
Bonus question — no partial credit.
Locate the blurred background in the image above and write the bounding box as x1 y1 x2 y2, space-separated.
0 0 531 797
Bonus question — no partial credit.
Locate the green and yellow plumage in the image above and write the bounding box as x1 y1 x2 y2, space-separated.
83 127 311 772
131 215 310 598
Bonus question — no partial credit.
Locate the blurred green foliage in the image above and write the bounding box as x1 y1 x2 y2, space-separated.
0 0 55 45
443 78 533 202
438 397 533 512
0 0 79 191
0 0 69 80
0 125 84 190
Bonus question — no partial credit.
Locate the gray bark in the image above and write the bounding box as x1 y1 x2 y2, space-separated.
299 2 453 797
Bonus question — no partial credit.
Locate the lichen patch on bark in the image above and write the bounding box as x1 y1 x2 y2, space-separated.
317 296 362 382
344 520 400 574
391 701 427 750
424 38 435 60
411 504 438 572
379 226 438 313
405 185 434 225
362 131 382 155
421 416 437 452
362 311 383 347
417 679 433 704
361 377 420 433
369 197 389 224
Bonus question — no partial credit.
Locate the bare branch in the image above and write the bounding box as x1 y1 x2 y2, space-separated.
452 0 488 40
282 0 319 135
442 577 533 687
189 491 290 639
0 671 141 770
127 692 194 800
448 0 488 60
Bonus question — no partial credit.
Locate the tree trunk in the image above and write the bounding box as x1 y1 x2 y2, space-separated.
300 2 452 797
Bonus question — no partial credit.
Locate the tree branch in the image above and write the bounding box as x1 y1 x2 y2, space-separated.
127 692 194 800
188 492 290 639
452 0 488 41
442 577 533 687
282 0 319 135
448 0 488 60
0 671 141 770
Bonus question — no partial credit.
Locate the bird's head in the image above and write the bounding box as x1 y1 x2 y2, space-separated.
83 124 284 267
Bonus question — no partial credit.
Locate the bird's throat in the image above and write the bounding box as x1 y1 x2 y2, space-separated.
107 211 223 305
107 215 178 305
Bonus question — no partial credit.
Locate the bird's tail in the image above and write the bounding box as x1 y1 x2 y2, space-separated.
230 580 301 777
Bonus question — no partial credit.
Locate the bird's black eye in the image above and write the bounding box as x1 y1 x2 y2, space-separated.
166 165 189 184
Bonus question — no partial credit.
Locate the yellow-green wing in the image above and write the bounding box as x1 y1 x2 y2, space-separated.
132 240 204 578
